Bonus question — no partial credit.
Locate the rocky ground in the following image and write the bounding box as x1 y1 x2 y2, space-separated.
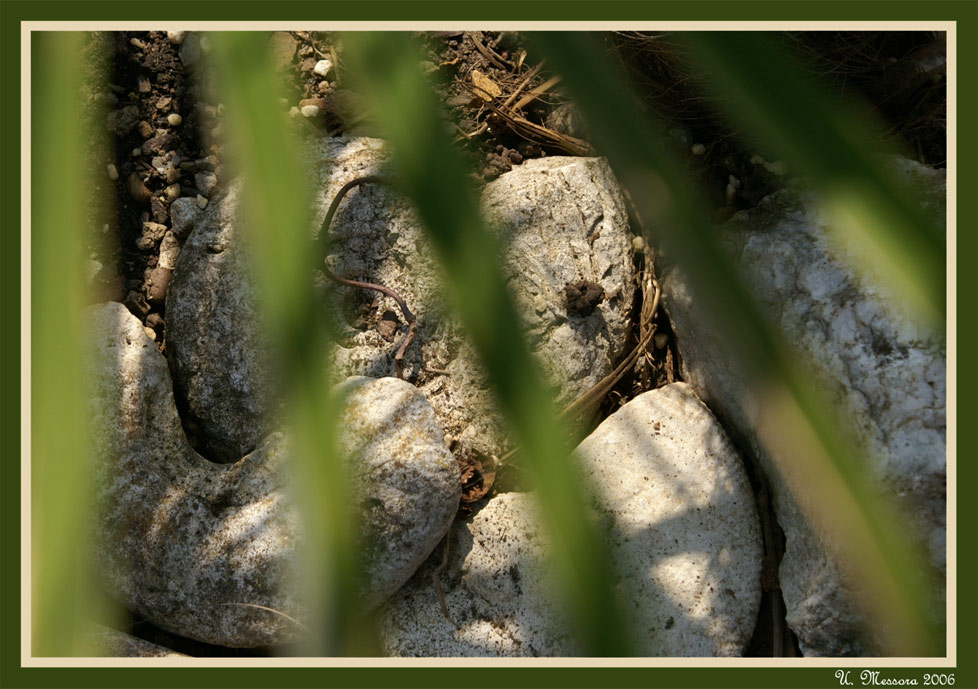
81 30 946 658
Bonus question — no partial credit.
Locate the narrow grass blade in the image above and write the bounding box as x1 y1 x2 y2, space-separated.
341 31 635 656
532 31 942 657
684 31 946 329
209 32 373 656
30 31 113 657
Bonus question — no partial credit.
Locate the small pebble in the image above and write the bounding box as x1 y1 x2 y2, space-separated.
137 76 151 93
140 221 168 243
313 59 333 77
123 290 151 318
179 35 201 66
533 294 548 314
167 113 183 126
167 31 186 45
654 333 669 350
691 143 706 155
132 147 142 157
196 195 208 209
300 104 320 118
144 326 157 341
725 182 737 205
127 173 152 204
631 235 645 252
147 267 173 305
158 231 181 270
156 96 172 110
195 171 218 195
106 163 119 181
165 183 181 200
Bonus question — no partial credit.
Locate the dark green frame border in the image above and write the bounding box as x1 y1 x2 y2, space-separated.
1 2 974 688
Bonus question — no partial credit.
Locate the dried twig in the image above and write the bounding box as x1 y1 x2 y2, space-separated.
467 31 514 71
220 602 310 632
455 61 546 141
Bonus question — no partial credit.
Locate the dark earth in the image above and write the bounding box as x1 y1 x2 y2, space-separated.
81 29 945 658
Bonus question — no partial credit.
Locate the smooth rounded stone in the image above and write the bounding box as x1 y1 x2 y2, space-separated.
87 303 459 647
659 159 946 656
336 376 461 608
380 383 761 657
313 58 333 78
166 137 636 465
166 179 275 462
575 382 762 656
480 156 634 409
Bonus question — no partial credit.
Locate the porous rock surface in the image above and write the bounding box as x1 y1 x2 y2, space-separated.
88 625 188 658
87 302 459 647
660 158 946 656
166 138 636 463
379 383 762 656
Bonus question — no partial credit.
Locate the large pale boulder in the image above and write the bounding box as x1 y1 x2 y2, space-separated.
660 159 946 655
379 383 762 656
87 302 459 647
166 138 637 463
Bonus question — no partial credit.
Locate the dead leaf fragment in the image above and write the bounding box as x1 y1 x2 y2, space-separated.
470 69 502 101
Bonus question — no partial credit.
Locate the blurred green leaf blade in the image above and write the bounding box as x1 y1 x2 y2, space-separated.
342 30 636 656
683 31 946 329
531 30 942 656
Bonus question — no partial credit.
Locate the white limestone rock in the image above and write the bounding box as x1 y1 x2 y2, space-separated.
167 138 637 464
660 161 946 655
379 383 762 656
87 303 459 647
480 156 635 410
